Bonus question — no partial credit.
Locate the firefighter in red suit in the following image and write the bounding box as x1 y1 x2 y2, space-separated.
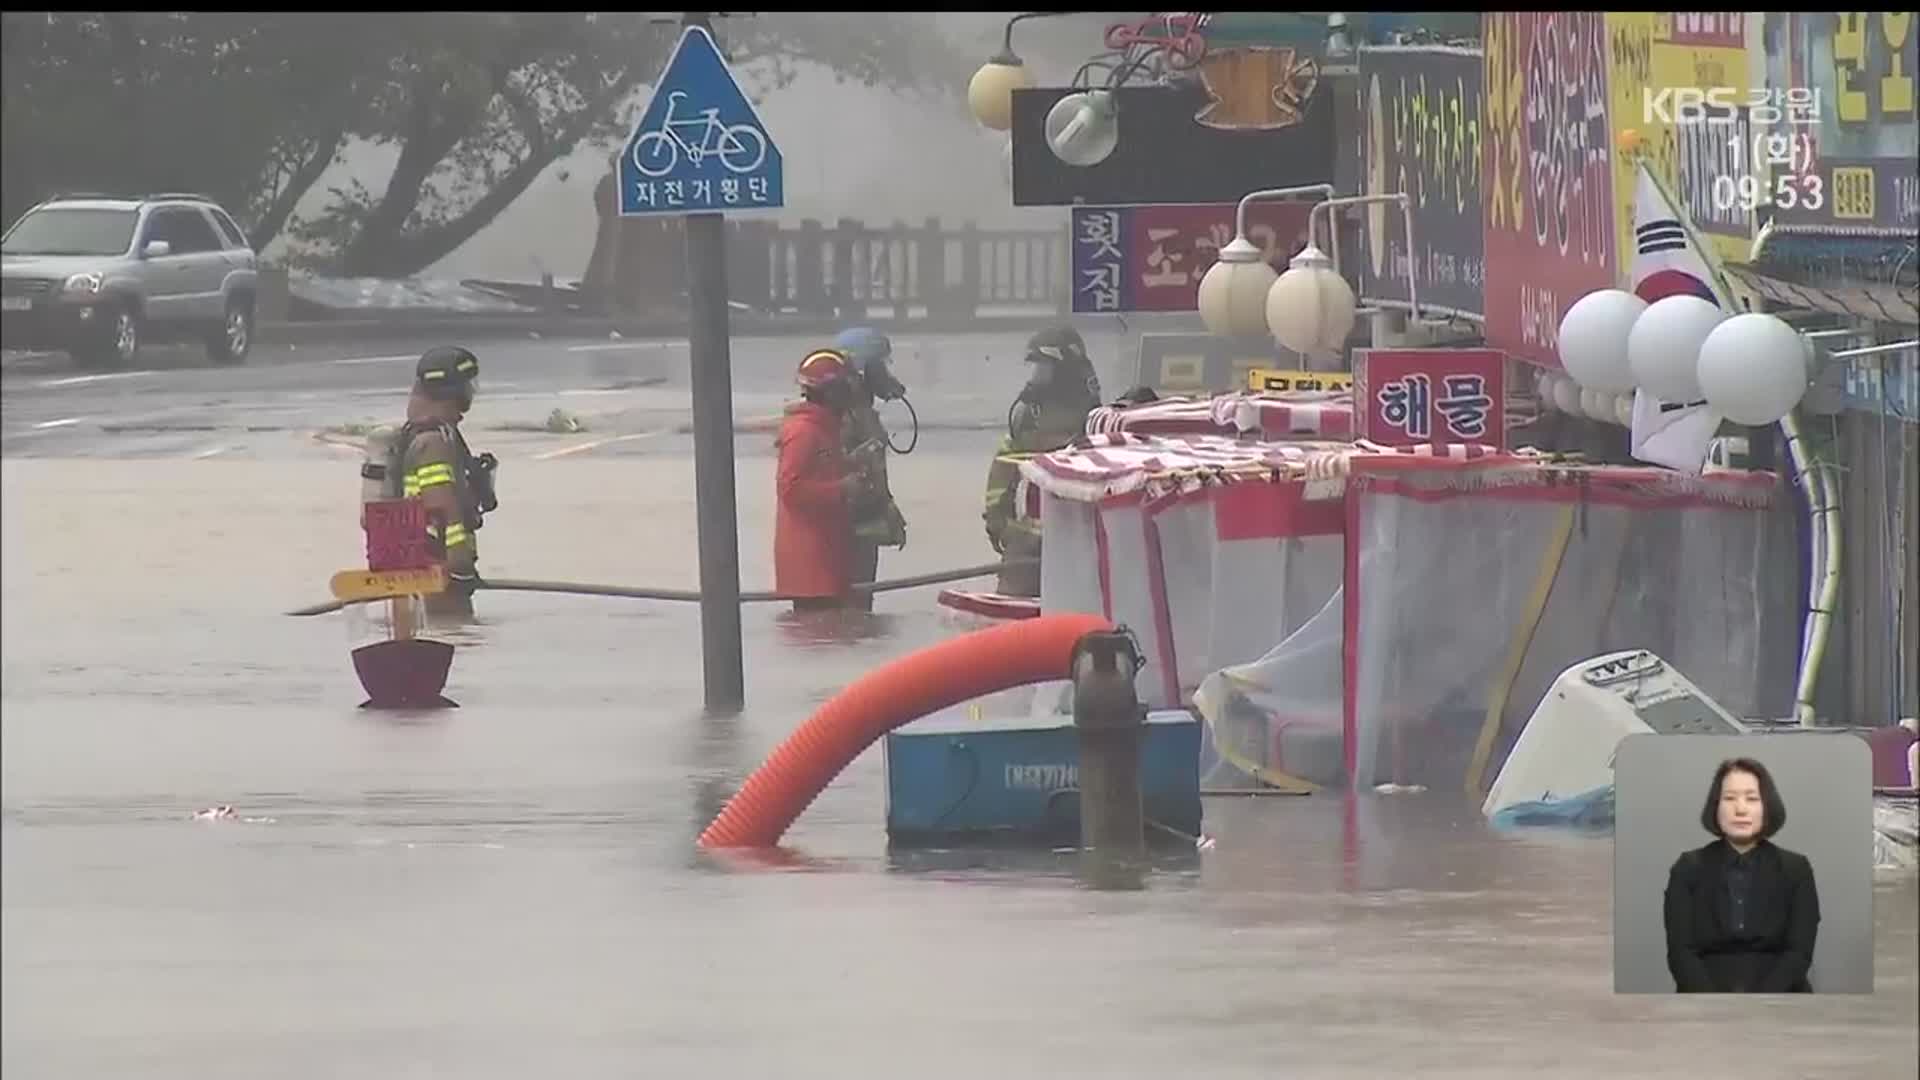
774 348 868 611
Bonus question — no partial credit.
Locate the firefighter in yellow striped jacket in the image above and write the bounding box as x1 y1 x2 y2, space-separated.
982 326 1101 597
397 346 497 619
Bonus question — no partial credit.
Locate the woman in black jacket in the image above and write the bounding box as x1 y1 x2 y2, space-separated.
1663 757 1821 993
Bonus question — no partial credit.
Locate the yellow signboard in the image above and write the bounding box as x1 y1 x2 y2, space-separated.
1160 354 1206 392
330 566 447 602
1606 12 1760 275
1247 368 1355 394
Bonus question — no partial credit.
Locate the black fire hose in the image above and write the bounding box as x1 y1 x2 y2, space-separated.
882 394 919 455
286 558 1033 618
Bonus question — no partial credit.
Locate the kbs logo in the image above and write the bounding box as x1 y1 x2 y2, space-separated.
1644 86 1824 127
1642 87 1741 125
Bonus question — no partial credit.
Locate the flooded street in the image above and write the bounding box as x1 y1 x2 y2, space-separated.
3 336 1916 1078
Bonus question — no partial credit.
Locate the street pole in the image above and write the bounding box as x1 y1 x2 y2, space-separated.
682 8 746 714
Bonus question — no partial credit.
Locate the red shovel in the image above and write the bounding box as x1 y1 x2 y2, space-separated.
328 562 460 710
351 638 458 710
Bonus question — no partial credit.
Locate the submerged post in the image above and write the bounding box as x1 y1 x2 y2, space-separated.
1070 628 1146 856
618 9 781 713
685 8 744 713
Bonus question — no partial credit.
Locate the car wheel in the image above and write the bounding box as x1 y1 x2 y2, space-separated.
207 299 253 365
74 305 140 368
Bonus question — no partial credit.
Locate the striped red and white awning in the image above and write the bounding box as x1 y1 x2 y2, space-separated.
1017 433 1341 503
1017 433 1530 504
1086 390 1541 442
1086 391 1354 440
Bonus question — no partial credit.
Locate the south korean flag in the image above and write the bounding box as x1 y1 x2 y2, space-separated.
1628 162 1733 474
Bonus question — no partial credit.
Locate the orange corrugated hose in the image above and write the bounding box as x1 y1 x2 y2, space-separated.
698 613 1112 849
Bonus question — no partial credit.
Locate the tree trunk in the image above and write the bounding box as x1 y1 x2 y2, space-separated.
348 132 574 277
338 73 459 276
249 130 343 252
580 159 685 315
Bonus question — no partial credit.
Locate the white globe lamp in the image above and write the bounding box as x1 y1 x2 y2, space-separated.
1697 313 1811 425
1197 237 1279 339
1580 387 1614 422
1044 90 1119 167
1536 370 1561 411
1558 288 1646 394
968 56 1033 132
1627 294 1725 403
1552 375 1583 414
1265 244 1356 357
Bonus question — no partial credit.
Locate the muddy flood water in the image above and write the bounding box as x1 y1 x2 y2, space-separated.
4 439 1916 1078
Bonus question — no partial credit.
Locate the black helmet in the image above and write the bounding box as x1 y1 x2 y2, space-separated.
1025 325 1088 367
416 345 480 401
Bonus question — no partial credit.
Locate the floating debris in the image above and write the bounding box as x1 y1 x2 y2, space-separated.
190 805 275 824
1374 783 1428 796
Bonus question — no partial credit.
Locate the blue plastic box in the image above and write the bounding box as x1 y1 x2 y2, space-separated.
883 708 1203 843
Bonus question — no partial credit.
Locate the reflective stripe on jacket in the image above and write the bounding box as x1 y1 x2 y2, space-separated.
982 388 1092 549
400 424 476 571
982 440 1039 550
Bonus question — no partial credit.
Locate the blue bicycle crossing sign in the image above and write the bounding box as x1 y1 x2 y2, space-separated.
618 26 784 216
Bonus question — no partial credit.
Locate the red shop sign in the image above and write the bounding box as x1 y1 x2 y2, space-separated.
1354 348 1508 450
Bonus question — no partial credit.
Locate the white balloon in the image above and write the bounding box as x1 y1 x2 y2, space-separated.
1558 289 1646 393
1614 393 1635 427
1697 313 1810 425
1628 295 1724 402
1553 377 1583 414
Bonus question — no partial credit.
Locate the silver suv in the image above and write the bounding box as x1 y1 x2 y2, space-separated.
1 193 259 368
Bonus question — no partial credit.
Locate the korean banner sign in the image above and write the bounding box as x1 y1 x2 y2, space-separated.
1482 12 1619 369
1353 348 1508 450
1071 201 1312 314
1604 13 1763 274
1763 13 1918 233
1358 45 1486 317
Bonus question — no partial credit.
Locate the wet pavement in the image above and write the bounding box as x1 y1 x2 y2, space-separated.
3 332 1916 1077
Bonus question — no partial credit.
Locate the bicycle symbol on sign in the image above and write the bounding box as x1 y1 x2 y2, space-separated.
631 91 768 178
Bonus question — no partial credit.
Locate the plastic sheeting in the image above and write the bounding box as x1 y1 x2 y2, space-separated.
1192 460 1795 792
1343 461 1798 791
1038 493 1104 620
1194 589 1348 790
1038 479 1349 717
1875 795 1917 873
1020 433 1363 716
1024 435 1796 796
1487 785 1617 831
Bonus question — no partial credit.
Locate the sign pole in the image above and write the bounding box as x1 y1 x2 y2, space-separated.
619 10 782 714
681 9 745 714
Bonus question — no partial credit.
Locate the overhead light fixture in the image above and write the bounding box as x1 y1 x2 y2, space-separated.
969 12 1070 131
1044 89 1119 167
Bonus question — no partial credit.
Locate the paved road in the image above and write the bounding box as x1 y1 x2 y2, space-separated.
2 327 1143 461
